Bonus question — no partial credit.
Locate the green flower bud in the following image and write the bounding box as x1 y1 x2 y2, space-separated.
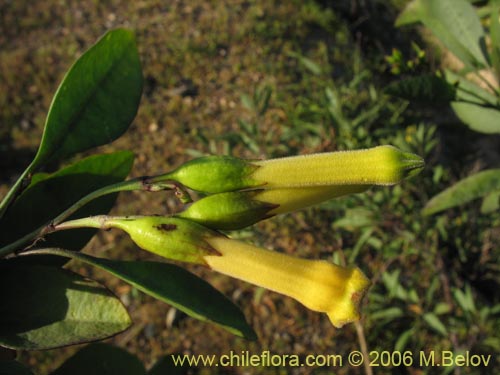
57 215 219 264
158 156 261 193
177 185 371 230
176 191 278 230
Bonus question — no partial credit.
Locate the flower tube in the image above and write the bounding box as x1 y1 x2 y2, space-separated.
54 216 370 327
250 145 424 188
204 236 371 328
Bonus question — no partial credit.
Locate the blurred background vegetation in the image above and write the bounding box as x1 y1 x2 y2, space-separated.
1 0 499 374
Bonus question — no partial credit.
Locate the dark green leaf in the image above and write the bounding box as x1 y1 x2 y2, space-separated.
50 343 145 375
384 74 456 104
450 101 500 134
23 249 256 340
423 169 500 215
0 151 134 250
32 29 143 167
0 263 131 350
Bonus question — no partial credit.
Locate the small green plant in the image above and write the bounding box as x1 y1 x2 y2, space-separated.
386 0 500 215
0 28 425 373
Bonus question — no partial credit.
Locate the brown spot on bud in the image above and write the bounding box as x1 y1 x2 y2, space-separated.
154 223 177 232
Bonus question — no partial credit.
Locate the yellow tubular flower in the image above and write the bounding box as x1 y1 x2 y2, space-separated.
55 215 371 327
204 236 371 328
250 145 425 188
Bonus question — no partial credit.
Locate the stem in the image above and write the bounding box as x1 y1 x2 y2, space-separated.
52 215 109 231
0 161 35 219
354 321 373 375
337 249 372 375
0 176 190 258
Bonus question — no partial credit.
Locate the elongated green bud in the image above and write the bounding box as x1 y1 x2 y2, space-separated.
157 156 260 193
250 145 424 188
177 185 371 230
176 191 278 230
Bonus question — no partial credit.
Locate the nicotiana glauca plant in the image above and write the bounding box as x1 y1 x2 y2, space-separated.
0 28 424 371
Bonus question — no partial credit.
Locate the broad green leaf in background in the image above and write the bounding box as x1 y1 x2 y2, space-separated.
396 0 488 69
0 151 134 250
423 169 500 215
25 249 257 340
450 101 500 134
0 264 131 350
50 343 145 375
384 74 457 104
34 28 143 167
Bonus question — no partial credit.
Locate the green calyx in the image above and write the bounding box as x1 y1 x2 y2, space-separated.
176 191 278 230
157 155 261 193
104 216 222 265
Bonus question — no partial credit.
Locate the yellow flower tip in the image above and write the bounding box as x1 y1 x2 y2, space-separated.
203 237 371 327
326 267 371 328
382 146 425 183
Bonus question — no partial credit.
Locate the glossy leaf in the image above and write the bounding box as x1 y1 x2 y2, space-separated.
385 74 456 104
397 0 488 68
0 263 131 350
450 102 500 134
423 169 500 215
50 343 145 375
26 249 257 340
0 151 134 250
33 29 143 167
